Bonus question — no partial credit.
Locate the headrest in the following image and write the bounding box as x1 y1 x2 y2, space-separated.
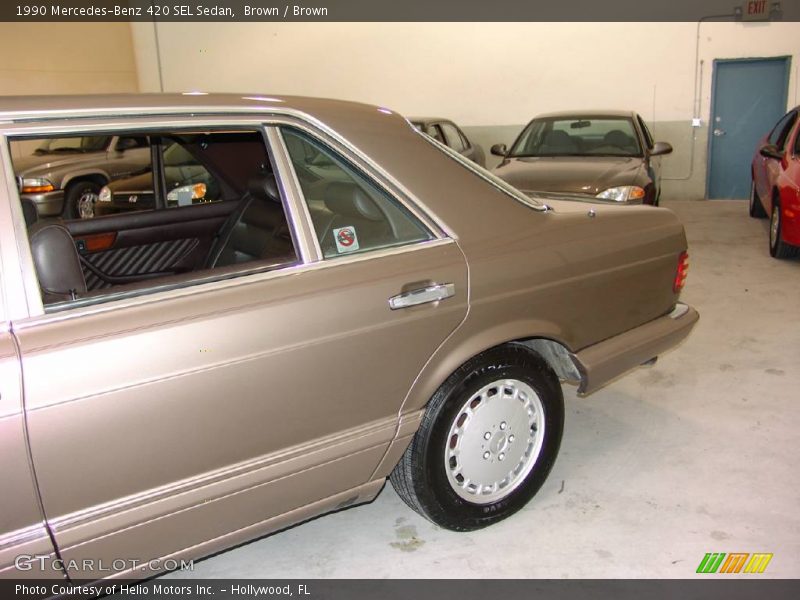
324 182 383 222
28 221 87 300
544 130 574 146
604 130 629 147
248 175 280 203
21 198 39 227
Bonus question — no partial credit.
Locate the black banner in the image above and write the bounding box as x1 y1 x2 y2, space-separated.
0 0 798 22
3 579 800 600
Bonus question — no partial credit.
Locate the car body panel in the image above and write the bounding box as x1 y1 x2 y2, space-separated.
0 94 696 580
0 331 60 578
752 106 800 247
19 239 467 579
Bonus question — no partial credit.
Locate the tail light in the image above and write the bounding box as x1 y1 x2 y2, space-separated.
673 251 689 293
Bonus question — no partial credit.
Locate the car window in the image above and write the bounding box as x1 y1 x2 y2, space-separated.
281 127 434 259
509 117 642 157
768 111 797 147
636 116 655 150
10 127 299 310
794 123 800 155
440 122 467 152
424 124 445 144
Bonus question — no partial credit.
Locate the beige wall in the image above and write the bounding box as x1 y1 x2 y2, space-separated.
0 22 139 158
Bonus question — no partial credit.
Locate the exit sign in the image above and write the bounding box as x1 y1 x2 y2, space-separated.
742 0 772 21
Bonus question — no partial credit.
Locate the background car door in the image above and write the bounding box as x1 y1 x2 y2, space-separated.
16 125 468 579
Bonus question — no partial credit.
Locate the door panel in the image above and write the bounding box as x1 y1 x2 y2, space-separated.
66 201 236 289
0 332 58 578
708 57 789 199
21 240 467 578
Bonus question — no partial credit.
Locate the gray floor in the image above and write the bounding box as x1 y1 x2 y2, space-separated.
166 199 799 579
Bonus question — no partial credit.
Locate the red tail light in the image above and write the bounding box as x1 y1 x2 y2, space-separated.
674 251 689 293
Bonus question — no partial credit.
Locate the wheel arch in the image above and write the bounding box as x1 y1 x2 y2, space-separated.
400 321 580 416
62 171 109 191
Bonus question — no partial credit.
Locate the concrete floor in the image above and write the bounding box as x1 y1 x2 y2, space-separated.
165 199 799 579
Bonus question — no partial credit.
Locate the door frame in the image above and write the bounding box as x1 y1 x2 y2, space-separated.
705 55 791 199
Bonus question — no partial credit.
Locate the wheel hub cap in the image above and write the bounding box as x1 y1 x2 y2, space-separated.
444 378 545 504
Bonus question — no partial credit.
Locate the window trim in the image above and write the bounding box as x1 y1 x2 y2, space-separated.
2 114 455 321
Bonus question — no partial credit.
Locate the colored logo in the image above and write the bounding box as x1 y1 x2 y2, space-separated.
696 552 773 574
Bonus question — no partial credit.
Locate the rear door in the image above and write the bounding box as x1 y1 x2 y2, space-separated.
8 118 468 579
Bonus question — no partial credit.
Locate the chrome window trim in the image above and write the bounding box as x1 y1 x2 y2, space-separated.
265 127 322 262
12 238 456 329
411 122 549 213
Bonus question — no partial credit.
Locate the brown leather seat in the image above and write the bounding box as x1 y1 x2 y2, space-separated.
28 221 87 303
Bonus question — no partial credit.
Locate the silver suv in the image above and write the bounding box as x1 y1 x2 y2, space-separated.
13 134 150 218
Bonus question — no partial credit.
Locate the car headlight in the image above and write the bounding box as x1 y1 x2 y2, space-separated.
595 186 646 203
20 177 55 193
97 186 112 202
167 183 207 206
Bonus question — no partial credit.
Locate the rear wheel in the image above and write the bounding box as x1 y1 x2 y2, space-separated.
769 200 799 259
390 345 564 531
749 180 767 218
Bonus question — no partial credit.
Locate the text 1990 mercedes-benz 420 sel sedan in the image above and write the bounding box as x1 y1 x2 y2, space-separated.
0 94 697 582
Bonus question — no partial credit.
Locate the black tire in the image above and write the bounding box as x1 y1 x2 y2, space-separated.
769 199 800 259
63 180 100 219
389 344 564 531
749 179 767 218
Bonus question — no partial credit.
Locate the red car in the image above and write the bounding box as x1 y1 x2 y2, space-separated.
750 106 800 258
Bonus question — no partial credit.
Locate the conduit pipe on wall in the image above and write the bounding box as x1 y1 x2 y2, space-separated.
662 13 736 182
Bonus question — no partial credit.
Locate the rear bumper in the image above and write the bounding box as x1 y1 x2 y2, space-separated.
572 302 699 395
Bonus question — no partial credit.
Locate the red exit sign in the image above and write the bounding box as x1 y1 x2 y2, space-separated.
742 0 772 21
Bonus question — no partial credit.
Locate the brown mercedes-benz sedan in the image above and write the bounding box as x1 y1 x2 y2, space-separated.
0 94 697 582
491 110 673 205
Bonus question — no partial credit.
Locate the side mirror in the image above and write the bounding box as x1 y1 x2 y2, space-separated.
759 144 783 160
490 143 508 157
115 137 139 152
649 141 673 157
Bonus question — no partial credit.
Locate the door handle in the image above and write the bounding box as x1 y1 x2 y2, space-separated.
713 129 726 137
389 283 455 310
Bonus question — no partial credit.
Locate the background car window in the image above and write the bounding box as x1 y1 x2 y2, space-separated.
281 127 433 259
424 124 446 144
773 112 797 150
768 111 797 147
440 122 467 152
510 117 641 157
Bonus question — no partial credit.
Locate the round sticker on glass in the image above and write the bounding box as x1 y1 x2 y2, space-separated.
333 226 360 253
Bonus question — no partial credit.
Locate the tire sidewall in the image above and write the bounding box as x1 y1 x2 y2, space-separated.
65 181 99 219
414 348 564 531
770 202 781 256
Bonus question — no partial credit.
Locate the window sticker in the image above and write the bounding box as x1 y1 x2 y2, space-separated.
333 226 359 253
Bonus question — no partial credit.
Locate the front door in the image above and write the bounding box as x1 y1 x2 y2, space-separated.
707 57 790 199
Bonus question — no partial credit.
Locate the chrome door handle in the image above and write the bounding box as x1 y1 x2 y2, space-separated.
713 129 726 137
389 283 455 310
